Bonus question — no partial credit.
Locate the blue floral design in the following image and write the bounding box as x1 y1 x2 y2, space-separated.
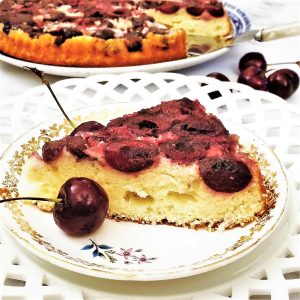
81 239 158 265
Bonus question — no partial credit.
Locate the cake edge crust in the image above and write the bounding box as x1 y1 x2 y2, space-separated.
0 25 187 67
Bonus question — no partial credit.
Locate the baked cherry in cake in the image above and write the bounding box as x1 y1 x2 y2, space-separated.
20 98 268 230
0 0 232 66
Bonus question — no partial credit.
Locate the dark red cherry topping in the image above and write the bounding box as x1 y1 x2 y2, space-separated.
92 28 115 40
238 66 268 91
53 178 109 236
125 32 143 52
159 137 208 164
104 140 159 173
42 140 65 162
66 136 87 158
267 69 299 99
50 28 83 46
186 4 204 17
205 1 224 17
173 115 228 137
70 121 104 136
199 157 252 192
157 2 181 14
239 52 267 72
141 0 159 9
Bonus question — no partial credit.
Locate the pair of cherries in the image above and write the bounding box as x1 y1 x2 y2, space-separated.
208 52 299 100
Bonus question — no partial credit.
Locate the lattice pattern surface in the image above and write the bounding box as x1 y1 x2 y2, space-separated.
0 73 299 300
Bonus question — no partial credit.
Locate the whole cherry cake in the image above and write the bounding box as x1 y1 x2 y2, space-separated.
0 0 232 67
20 98 270 230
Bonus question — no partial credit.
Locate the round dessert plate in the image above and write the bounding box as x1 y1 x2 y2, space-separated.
0 100 287 281
0 2 251 77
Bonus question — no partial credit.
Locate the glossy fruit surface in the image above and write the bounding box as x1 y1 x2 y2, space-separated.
53 178 109 236
239 52 267 72
267 69 299 99
104 140 159 172
199 157 252 192
207 72 230 82
238 66 267 91
70 121 104 136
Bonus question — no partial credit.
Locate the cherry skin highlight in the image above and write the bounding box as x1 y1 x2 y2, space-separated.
267 69 299 99
239 52 267 72
53 177 109 236
238 66 268 91
207 72 230 82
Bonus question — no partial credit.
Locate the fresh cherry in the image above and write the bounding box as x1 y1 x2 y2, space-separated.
239 52 267 72
199 157 252 192
267 69 300 99
0 178 109 236
207 72 230 82
238 66 268 91
54 178 109 236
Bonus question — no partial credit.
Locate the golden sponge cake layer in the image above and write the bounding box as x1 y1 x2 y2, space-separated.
19 149 264 230
146 8 232 51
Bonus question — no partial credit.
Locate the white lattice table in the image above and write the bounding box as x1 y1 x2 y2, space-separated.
0 73 299 300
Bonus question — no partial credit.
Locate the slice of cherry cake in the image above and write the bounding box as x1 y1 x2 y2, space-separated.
19 98 267 230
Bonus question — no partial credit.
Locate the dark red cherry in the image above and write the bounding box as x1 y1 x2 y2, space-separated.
199 157 252 192
159 137 208 164
65 136 87 158
70 121 104 136
104 140 159 172
42 140 65 162
238 66 268 91
239 52 267 72
141 1 159 9
205 1 224 17
125 32 143 52
92 28 115 40
157 2 181 14
53 178 109 236
186 4 204 17
207 72 230 82
267 69 299 99
173 115 228 136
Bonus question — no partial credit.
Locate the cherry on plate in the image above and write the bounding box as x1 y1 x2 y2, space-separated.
54 178 109 236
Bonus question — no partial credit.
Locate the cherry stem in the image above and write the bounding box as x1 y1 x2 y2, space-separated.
0 197 62 204
268 61 299 66
24 67 75 129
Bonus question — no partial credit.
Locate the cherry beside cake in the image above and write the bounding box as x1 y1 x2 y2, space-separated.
19 98 269 230
0 0 232 67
